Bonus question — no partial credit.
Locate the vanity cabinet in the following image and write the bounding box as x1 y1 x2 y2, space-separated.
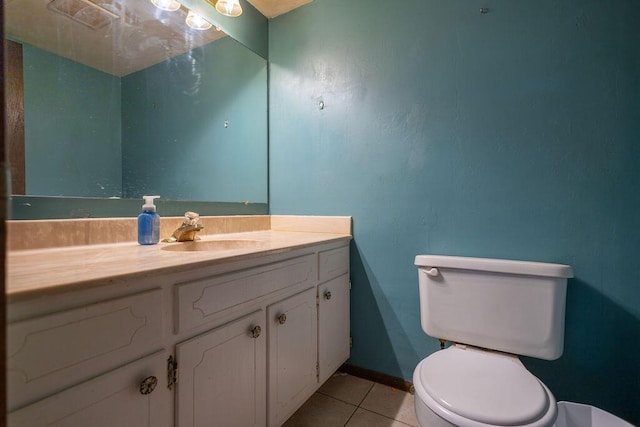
8 239 350 427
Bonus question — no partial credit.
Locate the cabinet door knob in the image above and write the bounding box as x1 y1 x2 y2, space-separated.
250 325 262 338
324 290 332 300
277 313 287 325
139 376 158 395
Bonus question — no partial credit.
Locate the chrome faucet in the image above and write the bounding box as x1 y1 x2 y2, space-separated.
163 211 204 242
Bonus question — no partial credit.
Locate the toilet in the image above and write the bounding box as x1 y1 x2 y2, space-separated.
412 255 572 427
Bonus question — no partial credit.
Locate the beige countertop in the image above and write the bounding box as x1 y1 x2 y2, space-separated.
7 229 351 302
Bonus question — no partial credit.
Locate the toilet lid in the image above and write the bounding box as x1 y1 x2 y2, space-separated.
418 346 550 426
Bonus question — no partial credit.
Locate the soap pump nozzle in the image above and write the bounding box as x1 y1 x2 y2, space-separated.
142 195 160 212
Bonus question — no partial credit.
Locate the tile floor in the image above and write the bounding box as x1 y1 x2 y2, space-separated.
283 373 419 427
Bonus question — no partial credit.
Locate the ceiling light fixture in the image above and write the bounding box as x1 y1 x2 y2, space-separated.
214 0 242 17
150 0 181 12
186 10 212 30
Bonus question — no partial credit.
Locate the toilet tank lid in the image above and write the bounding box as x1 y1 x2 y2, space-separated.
415 255 574 278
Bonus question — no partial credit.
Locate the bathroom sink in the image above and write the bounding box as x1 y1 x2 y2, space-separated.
161 239 266 252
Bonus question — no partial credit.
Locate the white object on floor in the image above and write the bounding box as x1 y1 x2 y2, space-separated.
554 402 634 427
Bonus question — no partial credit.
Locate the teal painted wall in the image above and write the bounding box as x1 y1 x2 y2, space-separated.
23 44 122 197
269 0 639 423
121 36 268 203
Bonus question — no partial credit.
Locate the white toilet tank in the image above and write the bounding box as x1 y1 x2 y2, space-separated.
415 255 574 360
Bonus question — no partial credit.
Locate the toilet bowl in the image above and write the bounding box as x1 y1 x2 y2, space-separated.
413 345 558 427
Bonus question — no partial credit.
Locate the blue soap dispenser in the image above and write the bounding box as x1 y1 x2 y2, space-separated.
138 195 160 245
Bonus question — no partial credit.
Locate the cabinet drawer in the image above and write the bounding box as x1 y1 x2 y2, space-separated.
7 289 163 411
318 245 349 282
176 254 316 333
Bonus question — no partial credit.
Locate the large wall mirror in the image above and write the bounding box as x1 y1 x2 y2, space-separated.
5 0 268 219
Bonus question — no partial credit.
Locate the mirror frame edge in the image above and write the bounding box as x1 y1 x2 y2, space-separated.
10 196 268 220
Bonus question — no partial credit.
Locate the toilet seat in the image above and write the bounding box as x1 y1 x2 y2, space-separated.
413 345 558 427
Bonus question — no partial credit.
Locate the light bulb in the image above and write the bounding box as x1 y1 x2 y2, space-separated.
215 0 242 17
151 0 181 12
186 11 212 30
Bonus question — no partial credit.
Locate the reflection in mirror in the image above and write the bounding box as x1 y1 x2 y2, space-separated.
5 0 268 218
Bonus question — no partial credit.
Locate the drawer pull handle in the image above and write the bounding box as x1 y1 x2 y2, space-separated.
139 376 158 395
277 313 287 325
250 325 262 338
324 291 332 300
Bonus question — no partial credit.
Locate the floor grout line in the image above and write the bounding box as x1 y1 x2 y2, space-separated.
356 381 375 407
342 405 358 427
314 390 360 408
286 374 417 426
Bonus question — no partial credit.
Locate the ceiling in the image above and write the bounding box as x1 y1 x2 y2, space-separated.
5 0 314 76
5 0 226 76
248 0 312 19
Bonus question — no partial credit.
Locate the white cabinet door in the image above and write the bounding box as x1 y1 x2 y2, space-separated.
8 351 172 427
318 274 351 384
267 287 318 427
176 310 266 427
